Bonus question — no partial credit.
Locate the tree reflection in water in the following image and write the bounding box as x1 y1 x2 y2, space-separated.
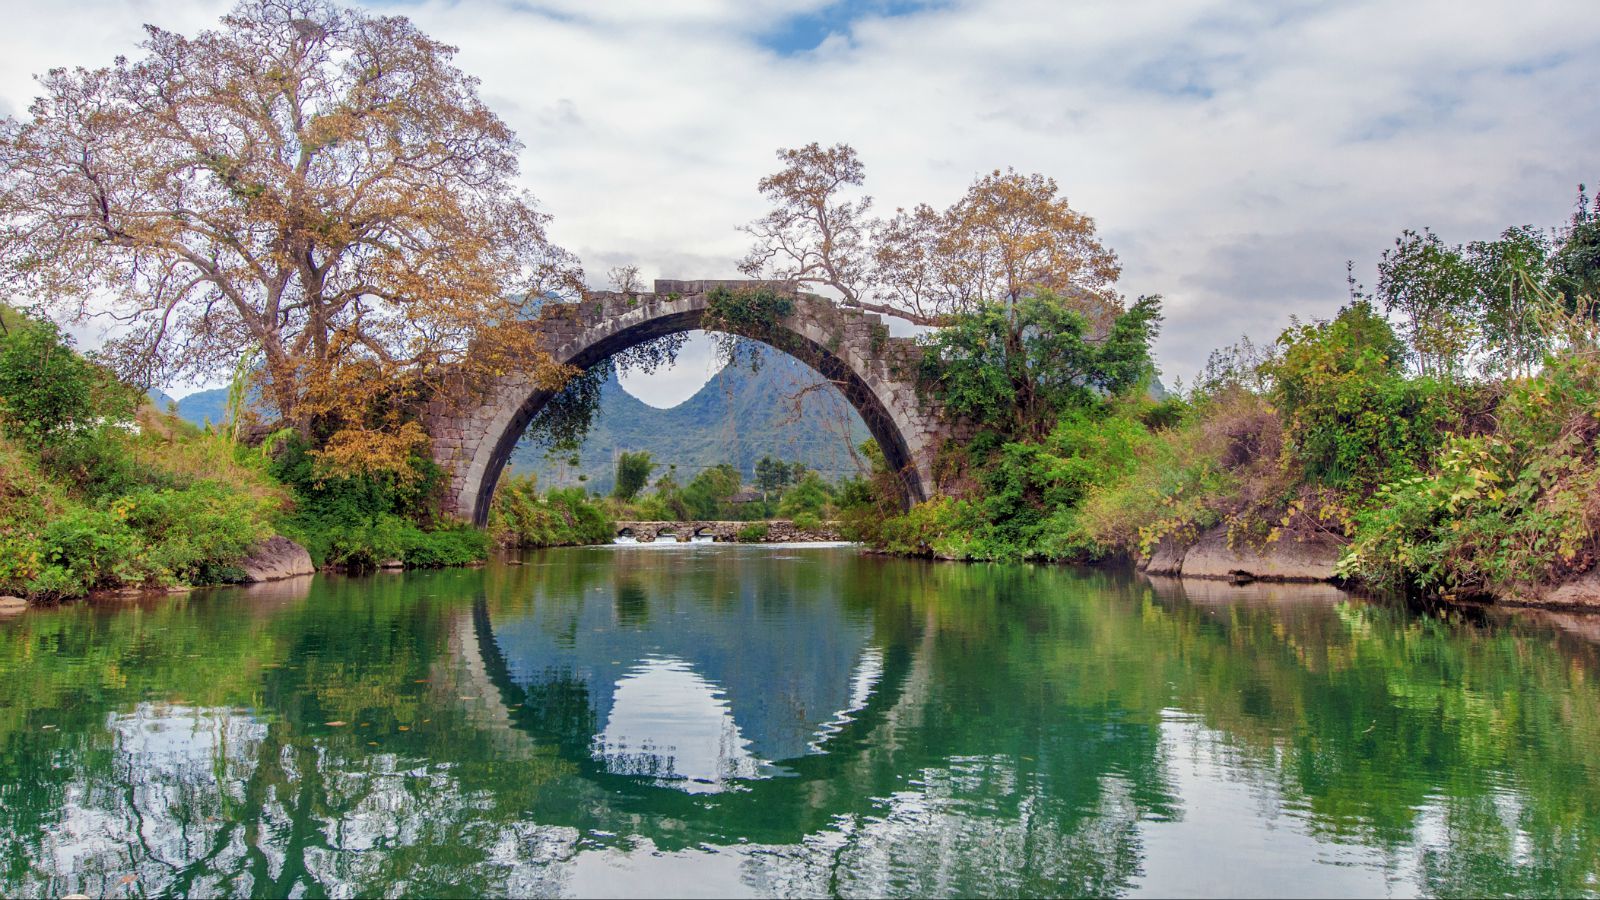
0 546 1598 897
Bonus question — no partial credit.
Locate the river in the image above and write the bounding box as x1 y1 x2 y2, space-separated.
3 543 1599 898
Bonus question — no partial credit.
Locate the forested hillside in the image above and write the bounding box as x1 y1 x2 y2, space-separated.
511 345 871 494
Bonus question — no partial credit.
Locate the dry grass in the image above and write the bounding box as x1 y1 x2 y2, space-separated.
128 407 290 511
1078 389 1302 555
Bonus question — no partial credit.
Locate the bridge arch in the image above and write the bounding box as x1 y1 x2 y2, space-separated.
426 281 955 526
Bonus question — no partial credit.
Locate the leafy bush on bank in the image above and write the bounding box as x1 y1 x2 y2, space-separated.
0 307 497 600
735 522 770 543
265 432 489 568
840 291 1168 562
489 475 615 548
0 311 282 600
1339 336 1600 596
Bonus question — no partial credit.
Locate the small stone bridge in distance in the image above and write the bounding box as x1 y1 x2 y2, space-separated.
614 520 842 542
425 280 960 526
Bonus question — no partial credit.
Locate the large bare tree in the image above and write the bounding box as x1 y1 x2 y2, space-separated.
740 144 1122 327
0 0 580 467
738 142 922 322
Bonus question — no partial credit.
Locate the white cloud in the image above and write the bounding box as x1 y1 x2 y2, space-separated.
2 0 1596 401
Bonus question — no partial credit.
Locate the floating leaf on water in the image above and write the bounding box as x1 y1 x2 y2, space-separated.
325 721 347 727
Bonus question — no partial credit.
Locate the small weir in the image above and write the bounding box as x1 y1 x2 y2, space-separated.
611 520 844 544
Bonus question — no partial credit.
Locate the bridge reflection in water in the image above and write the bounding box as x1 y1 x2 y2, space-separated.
469 545 905 798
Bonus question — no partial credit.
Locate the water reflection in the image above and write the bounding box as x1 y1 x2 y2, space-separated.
485 547 879 772
595 656 768 791
2 547 1600 897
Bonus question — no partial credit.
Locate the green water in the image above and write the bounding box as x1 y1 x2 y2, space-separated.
4 544 1600 898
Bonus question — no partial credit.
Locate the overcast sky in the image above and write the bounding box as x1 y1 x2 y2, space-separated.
1 0 1596 405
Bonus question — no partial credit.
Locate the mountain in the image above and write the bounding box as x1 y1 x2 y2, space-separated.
156 387 230 429
146 388 177 411
511 345 872 494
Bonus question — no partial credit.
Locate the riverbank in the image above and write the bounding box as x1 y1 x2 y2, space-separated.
1138 525 1600 610
837 293 1600 610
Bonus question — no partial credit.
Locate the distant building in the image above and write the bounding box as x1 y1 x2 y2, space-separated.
728 489 763 505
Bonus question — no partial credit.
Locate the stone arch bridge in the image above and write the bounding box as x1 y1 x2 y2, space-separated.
425 280 957 526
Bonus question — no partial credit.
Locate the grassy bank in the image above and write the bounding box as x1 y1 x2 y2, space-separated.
0 307 497 602
0 309 282 600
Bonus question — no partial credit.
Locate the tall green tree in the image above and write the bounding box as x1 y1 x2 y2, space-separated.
1266 301 1447 488
1466 225 1553 377
919 292 1162 438
1375 229 1479 378
611 451 656 502
1553 184 1600 307
0 314 124 453
682 464 742 519
754 455 794 498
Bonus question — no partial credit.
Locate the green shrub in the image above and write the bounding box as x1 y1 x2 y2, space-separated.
682 464 742 519
0 313 142 496
0 313 132 453
778 471 833 519
489 476 615 548
403 524 492 567
863 404 1157 562
735 522 770 543
703 286 795 335
0 316 281 600
30 506 143 599
1266 302 1451 489
2 480 274 601
115 483 272 584
1079 390 1288 556
266 432 486 568
1341 346 1600 595
304 513 409 569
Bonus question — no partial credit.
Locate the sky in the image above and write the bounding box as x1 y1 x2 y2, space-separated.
0 0 1596 406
